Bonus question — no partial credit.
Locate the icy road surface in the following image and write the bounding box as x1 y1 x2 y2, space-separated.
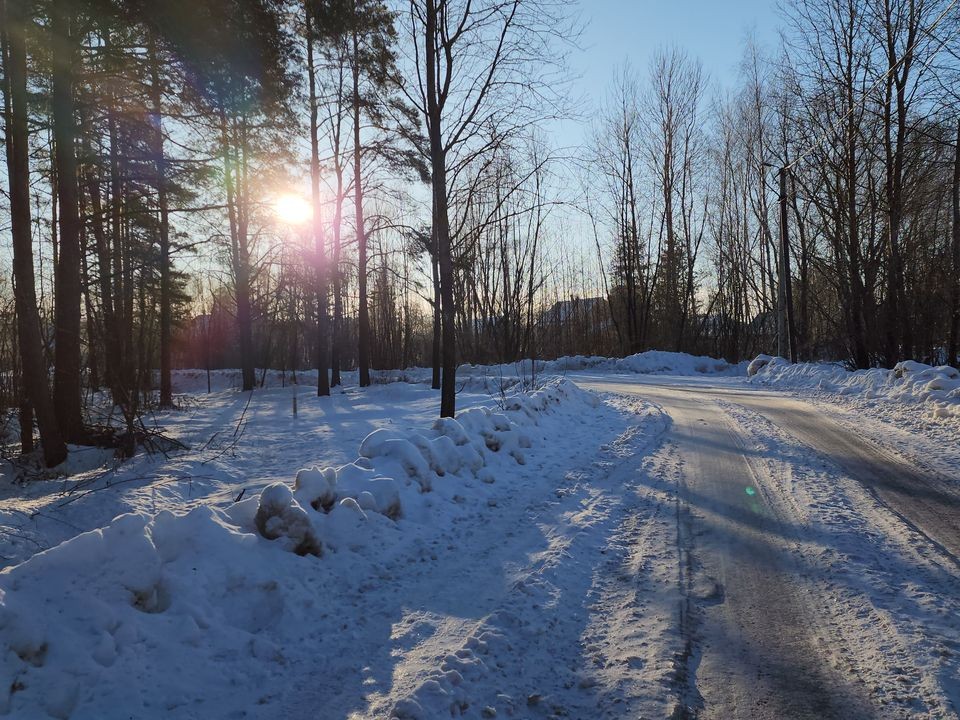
578 375 960 719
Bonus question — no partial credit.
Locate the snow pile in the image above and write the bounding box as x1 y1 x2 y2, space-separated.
276 379 598 526
0 508 263 717
0 378 602 718
746 353 776 376
171 350 743 397
448 350 745 390
610 350 742 375
749 356 960 419
530 350 745 376
253 482 322 557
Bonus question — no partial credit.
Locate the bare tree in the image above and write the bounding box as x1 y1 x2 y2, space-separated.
950 118 960 366
404 0 573 416
643 48 707 352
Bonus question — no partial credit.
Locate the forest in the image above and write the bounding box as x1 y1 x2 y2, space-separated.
1 0 959 467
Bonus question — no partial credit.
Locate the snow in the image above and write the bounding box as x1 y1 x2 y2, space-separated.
748 355 960 420
746 353 774 376
167 350 744 402
0 378 513 569
253 482 322 556
0 376 656 719
578 372 960 717
451 350 747 385
0 350 958 718
715 398 960 715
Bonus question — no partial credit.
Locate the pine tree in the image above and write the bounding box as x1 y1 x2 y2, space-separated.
1 0 69 466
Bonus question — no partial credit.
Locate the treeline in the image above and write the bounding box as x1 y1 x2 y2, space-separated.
4 0 959 469
0 0 585 466
592 0 960 368
2 0 310 463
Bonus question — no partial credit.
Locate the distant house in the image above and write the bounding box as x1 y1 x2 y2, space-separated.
540 297 607 325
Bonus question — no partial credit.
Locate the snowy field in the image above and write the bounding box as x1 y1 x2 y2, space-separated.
0 352 958 719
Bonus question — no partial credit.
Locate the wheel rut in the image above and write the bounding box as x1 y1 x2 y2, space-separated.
626 389 876 719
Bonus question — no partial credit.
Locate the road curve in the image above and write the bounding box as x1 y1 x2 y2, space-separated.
577 376 960 720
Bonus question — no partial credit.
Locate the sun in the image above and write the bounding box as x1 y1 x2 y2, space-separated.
273 194 312 225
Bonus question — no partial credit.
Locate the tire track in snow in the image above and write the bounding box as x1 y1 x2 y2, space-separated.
575 420 688 719
721 399 960 717
600 384 877 720
367 401 673 719
732 395 960 571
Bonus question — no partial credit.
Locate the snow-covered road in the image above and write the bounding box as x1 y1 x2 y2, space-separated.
579 375 960 719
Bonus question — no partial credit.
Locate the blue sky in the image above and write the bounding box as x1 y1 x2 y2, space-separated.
560 0 781 145
574 0 780 90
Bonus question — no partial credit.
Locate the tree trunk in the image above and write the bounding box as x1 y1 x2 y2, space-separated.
424 0 456 417
948 119 960 368
331 202 343 387
84 162 120 394
236 122 256 392
306 8 330 397
2 0 68 465
80 229 99 391
107 46 128 408
51 0 85 441
19 399 33 455
352 29 371 387
845 39 870 369
148 37 174 408
788 170 810 361
431 225 441 391
221 111 255 392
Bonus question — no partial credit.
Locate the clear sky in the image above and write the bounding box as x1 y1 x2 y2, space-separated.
563 0 781 143
576 0 780 88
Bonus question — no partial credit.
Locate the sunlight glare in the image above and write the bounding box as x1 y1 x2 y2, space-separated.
273 194 312 225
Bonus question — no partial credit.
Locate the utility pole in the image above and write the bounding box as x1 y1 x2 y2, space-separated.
778 167 797 362
948 118 960 368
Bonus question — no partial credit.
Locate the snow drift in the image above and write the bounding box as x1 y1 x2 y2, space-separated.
748 355 960 419
372 351 745 395
171 350 744 396
548 349 745 376
0 379 602 719
456 350 745 383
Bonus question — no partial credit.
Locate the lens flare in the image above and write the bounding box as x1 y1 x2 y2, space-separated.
273 194 312 225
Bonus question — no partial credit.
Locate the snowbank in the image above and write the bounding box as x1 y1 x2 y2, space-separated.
461 350 745 381
611 350 744 375
0 379 602 718
171 350 744 396
382 350 745 395
268 379 596 530
748 356 960 419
